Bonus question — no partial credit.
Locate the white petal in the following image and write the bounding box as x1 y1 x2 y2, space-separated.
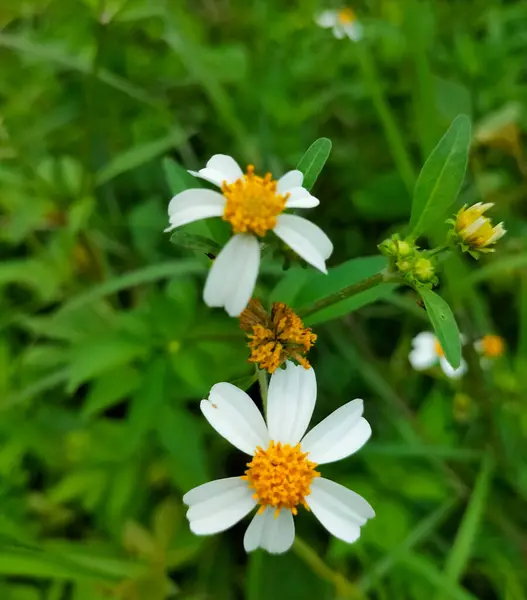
301 399 371 464
344 22 363 41
200 382 269 455
486 223 506 244
409 332 437 370
165 189 225 231
333 25 346 39
274 214 333 273
473 339 484 354
411 331 436 350
203 234 260 317
315 10 338 28
277 170 304 193
267 362 316 445
439 356 467 380
190 154 243 187
306 478 374 544
409 347 437 370
285 187 320 209
185 478 250 520
244 508 295 554
462 216 487 237
185 480 256 535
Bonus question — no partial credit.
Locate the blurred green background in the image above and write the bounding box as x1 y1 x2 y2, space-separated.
1 0 526 598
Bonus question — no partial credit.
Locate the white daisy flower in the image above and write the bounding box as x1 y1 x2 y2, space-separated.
183 362 374 555
315 7 363 41
166 155 333 317
409 331 467 380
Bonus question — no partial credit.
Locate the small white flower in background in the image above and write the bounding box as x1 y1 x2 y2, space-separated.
474 334 505 368
409 332 467 379
183 362 374 554
166 155 333 317
315 7 363 41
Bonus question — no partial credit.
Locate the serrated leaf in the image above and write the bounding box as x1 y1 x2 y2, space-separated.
419 289 461 369
296 138 332 191
409 115 471 237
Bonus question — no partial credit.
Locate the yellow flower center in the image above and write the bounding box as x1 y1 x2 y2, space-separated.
338 7 356 24
481 334 505 358
239 299 317 373
435 339 445 357
242 441 320 516
221 165 288 237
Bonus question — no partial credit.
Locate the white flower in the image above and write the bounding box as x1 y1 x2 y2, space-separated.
183 362 374 555
315 7 363 41
409 332 467 379
166 155 333 317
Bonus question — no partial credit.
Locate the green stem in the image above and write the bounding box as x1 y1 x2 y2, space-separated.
297 271 389 320
356 43 416 195
257 368 268 417
293 537 363 599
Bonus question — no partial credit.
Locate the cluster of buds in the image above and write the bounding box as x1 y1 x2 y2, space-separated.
448 202 506 259
378 235 438 289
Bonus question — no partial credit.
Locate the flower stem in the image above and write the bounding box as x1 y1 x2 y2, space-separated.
293 536 363 599
297 271 390 320
257 367 268 417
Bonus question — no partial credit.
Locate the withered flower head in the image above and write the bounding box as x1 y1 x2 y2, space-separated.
239 299 316 373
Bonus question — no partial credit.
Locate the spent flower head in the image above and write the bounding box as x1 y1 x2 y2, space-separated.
239 299 316 373
183 363 374 554
449 202 506 257
165 155 333 317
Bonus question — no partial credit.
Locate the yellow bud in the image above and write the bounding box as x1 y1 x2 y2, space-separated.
455 203 506 251
414 257 435 282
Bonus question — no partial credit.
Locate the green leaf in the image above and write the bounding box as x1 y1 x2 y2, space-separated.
125 358 167 452
169 231 220 254
157 406 209 492
67 335 147 392
296 138 332 191
96 131 188 186
61 260 204 312
292 256 396 325
436 451 494 600
409 115 471 237
419 289 461 369
163 157 198 196
82 366 141 419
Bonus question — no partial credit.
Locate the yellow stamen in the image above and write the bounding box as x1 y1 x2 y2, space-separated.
480 335 505 358
239 299 317 373
435 339 445 357
241 441 320 514
338 7 356 24
222 165 288 237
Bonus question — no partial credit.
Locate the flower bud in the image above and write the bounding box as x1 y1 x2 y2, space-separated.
452 203 506 256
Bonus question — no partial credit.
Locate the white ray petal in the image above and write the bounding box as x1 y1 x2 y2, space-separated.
274 214 333 273
200 382 269 455
244 508 295 554
301 399 371 464
203 234 260 317
306 478 374 543
267 362 317 445
189 154 243 187
165 189 225 231
277 170 304 193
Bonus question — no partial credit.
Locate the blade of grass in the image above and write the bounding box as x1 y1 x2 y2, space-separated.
359 497 459 592
434 450 494 600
